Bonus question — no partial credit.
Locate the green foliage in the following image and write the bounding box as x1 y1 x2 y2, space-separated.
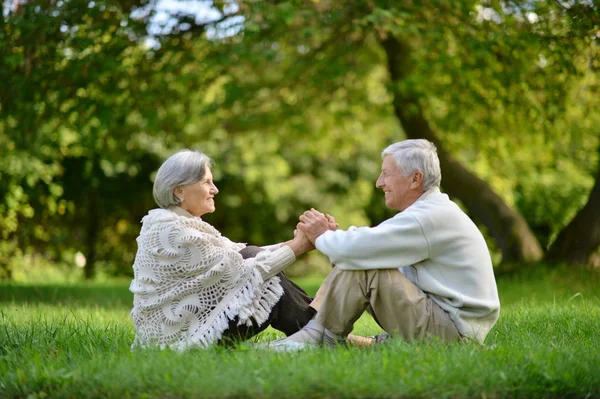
192 0 600 261
1 0 599 277
0 0 211 276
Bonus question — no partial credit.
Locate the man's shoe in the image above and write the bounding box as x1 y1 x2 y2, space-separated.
323 332 347 348
369 333 390 344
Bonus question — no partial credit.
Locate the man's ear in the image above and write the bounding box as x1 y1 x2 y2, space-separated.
410 171 424 189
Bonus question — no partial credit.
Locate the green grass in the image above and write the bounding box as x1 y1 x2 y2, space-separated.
1 267 599 398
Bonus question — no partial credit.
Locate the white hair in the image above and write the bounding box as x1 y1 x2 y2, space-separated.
382 139 441 191
153 150 213 209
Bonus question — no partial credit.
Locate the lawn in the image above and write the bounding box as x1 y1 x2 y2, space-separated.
1 267 599 398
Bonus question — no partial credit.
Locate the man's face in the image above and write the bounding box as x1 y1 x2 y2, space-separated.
375 155 419 211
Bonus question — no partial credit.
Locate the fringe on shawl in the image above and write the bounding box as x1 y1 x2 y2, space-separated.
132 269 284 352
173 268 284 351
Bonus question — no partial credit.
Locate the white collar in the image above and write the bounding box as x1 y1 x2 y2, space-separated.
167 206 198 219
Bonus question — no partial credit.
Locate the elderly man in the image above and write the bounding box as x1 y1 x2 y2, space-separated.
268 139 500 350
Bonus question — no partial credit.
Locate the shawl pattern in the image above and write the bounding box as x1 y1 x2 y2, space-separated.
129 209 283 351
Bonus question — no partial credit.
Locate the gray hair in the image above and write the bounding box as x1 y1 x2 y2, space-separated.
382 139 441 191
153 150 213 208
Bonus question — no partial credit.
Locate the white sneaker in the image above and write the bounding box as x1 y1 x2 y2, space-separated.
262 337 317 352
256 334 345 352
253 319 346 351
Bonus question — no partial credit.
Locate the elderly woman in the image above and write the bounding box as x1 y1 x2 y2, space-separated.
129 150 317 350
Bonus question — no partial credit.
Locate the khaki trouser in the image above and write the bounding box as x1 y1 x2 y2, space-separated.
310 267 460 342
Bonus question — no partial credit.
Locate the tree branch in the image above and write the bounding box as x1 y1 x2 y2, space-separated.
156 10 241 39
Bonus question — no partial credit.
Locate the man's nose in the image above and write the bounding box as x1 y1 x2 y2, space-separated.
376 175 384 188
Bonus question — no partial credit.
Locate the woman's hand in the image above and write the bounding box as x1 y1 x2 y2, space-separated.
287 228 315 257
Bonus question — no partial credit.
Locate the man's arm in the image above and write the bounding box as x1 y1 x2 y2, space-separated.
306 213 429 270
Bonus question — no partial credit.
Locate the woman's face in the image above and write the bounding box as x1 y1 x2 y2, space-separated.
175 167 219 217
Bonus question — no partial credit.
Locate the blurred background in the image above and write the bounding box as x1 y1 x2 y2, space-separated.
1 0 599 282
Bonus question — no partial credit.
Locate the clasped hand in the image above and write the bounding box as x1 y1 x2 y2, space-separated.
297 208 338 244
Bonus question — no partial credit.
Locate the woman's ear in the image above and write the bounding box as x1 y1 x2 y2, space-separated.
173 186 184 201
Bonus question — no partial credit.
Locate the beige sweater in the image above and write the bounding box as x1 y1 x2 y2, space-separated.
315 188 500 343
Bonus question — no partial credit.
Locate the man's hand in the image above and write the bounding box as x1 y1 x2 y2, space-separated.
325 213 339 230
297 208 337 244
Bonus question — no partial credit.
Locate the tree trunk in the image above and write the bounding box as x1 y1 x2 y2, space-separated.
0 240 17 280
380 35 543 263
0 262 12 280
546 146 600 266
83 194 99 280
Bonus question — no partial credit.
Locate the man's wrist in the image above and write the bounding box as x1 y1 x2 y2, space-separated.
309 233 321 244
311 227 329 243
311 232 327 250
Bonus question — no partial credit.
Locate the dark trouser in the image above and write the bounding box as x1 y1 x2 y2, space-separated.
219 246 315 345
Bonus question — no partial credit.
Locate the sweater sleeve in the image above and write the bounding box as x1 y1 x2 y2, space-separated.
246 245 296 280
260 243 283 252
314 213 429 270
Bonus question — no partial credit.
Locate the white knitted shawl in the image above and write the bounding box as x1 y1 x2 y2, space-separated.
129 208 283 351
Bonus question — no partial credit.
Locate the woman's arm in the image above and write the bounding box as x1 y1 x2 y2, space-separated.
261 213 336 252
260 243 284 252
249 231 314 280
